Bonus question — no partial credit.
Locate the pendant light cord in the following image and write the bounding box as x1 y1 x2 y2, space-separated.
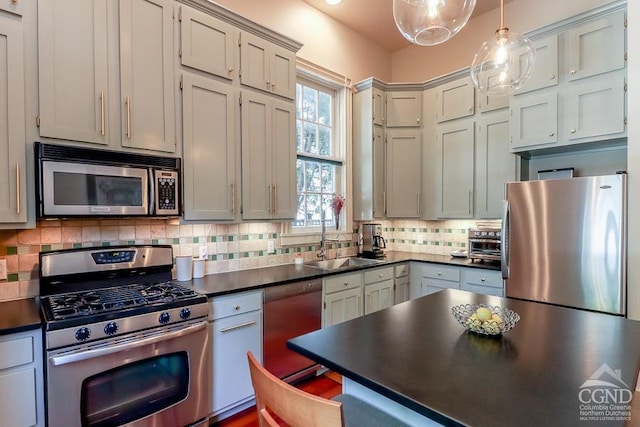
500 0 505 30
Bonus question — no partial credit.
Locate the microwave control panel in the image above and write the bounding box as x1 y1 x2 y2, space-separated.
154 170 179 215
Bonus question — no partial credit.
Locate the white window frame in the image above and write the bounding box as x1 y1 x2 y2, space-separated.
281 67 352 246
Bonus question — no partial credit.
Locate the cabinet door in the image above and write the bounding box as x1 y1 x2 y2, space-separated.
372 125 385 218
372 87 385 126
514 35 559 95
436 77 475 123
565 12 626 82
38 0 110 145
119 0 175 152
324 288 362 327
211 311 262 414
241 91 271 219
436 120 474 218
0 368 37 426
0 9 26 223
0 0 22 15
270 44 296 99
385 129 421 218
271 100 296 219
386 91 422 127
510 92 558 150
240 32 270 94
564 71 626 142
394 276 410 304
182 74 237 220
365 280 394 314
476 110 516 219
179 5 235 80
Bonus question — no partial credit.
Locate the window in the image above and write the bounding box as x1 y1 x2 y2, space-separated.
293 78 345 231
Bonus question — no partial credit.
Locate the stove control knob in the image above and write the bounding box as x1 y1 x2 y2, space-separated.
75 327 91 342
104 322 119 336
159 312 171 324
180 308 191 320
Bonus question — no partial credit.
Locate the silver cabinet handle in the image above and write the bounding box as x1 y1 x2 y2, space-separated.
230 183 235 214
233 304 240 311
570 128 576 134
549 131 555 137
125 96 131 139
100 91 105 136
220 320 256 333
468 190 472 215
417 192 420 215
549 74 556 80
267 185 272 214
273 185 277 214
15 163 20 214
228 67 234 73
570 69 577 75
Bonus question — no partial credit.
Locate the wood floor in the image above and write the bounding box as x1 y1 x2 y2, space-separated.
212 373 342 427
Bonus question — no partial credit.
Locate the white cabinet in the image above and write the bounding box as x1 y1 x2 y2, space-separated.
240 31 296 99
386 91 422 127
0 329 45 427
394 263 410 304
372 87 385 126
241 91 296 220
460 268 503 297
421 264 460 296
181 74 239 220
0 6 27 223
38 0 176 153
475 110 516 219
209 291 262 417
363 267 394 314
385 129 422 218
436 119 475 218
435 77 475 123
178 5 236 80
323 272 363 327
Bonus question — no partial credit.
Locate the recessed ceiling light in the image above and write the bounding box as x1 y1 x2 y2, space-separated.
325 0 343 5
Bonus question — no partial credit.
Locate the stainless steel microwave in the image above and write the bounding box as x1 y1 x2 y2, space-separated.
35 142 181 218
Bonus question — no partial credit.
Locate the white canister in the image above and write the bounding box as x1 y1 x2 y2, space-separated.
176 255 193 281
192 258 205 279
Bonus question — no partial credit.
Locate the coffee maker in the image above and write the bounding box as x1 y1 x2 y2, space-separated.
361 223 386 259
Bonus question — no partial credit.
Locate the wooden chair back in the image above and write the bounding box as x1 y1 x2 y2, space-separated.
247 351 344 427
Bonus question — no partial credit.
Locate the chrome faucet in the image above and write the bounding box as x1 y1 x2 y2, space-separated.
318 209 327 260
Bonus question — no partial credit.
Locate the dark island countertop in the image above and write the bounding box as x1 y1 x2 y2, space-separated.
189 251 499 297
288 289 640 427
0 298 42 335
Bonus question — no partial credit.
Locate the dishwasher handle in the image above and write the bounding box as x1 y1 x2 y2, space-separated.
263 279 322 303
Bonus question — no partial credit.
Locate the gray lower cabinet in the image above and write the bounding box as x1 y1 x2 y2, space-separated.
0 329 45 427
209 291 262 419
460 268 504 297
421 263 503 297
323 272 363 327
363 266 394 314
394 263 410 304
420 264 461 296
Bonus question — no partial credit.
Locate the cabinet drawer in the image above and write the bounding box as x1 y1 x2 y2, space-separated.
364 267 393 284
394 263 409 278
422 264 460 282
461 282 504 297
0 336 33 370
462 269 503 289
324 273 362 294
422 278 459 291
210 290 262 320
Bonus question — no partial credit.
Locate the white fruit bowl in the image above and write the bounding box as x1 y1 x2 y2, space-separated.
451 303 520 336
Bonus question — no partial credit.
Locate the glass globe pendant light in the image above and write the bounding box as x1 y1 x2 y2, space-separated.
470 0 535 96
393 0 477 46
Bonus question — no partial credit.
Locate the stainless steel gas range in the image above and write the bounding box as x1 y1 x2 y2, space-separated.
39 245 210 427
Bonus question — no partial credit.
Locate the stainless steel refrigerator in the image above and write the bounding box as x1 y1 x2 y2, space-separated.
502 174 627 315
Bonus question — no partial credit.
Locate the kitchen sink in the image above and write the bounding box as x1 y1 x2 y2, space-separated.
305 257 382 271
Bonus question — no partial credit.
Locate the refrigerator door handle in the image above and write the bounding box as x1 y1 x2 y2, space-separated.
501 199 510 279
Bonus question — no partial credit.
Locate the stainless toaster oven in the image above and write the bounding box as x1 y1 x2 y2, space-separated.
468 228 501 263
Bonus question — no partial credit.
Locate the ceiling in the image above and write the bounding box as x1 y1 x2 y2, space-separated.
301 0 507 52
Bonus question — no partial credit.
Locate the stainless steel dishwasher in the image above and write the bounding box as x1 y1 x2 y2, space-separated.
263 279 322 382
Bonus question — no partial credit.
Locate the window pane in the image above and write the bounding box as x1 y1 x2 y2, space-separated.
302 86 317 122
319 92 332 126
306 162 321 192
308 193 321 224
303 123 317 154
321 164 334 193
294 194 305 227
296 121 303 152
318 125 331 156
296 84 303 119
296 159 304 192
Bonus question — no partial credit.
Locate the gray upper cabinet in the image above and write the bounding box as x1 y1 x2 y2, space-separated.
510 92 558 151
179 5 236 80
435 77 475 123
119 0 175 153
0 6 27 223
514 35 559 95
565 12 626 82
181 74 238 221
386 91 422 127
38 0 110 146
38 0 176 153
240 31 296 99
385 129 421 218
436 119 475 219
372 87 385 126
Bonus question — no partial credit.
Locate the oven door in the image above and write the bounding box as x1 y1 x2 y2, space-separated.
41 160 149 216
46 320 210 427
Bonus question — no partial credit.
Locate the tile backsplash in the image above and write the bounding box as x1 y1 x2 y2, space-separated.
0 218 497 301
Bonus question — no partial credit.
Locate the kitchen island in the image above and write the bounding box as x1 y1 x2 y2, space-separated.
288 289 640 426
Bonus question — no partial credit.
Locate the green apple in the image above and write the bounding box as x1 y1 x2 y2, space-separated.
475 307 492 321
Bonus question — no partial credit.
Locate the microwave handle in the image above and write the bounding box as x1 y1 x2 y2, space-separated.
148 169 155 215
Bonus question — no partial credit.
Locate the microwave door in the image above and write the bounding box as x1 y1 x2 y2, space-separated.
42 161 149 216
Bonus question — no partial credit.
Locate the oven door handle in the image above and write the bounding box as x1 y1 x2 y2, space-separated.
50 321 207 367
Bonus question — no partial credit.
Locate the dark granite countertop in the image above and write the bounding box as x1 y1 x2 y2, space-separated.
288 289 640 427
0 298 42 335
189 251 499 297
